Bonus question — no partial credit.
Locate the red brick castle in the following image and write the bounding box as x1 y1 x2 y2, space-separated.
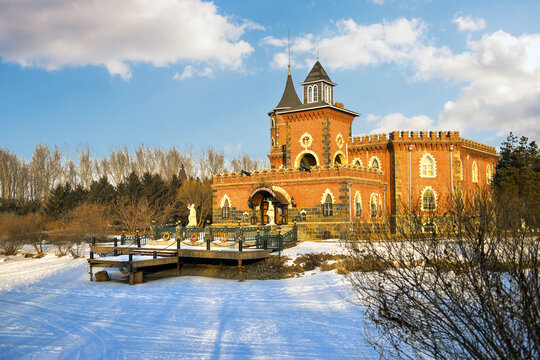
212 62 498 239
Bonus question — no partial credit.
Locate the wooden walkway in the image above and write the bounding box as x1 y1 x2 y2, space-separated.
88 245 272 285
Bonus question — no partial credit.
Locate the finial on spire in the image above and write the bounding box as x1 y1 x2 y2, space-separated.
288 30 291 75
316 41 320 61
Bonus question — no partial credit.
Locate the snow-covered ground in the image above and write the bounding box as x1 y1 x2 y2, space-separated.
0 241 379 359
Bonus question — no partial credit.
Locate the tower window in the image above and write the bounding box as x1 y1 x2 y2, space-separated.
307 86 313 103
313 85 318 102
371 158 379 169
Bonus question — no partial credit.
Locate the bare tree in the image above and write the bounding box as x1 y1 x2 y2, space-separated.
30 143 54 200
77 144 94 189
345 190 539 360
199 147 227 180
176 180 212 227
108 147 132 186
0 213 45 255
230 153 266 172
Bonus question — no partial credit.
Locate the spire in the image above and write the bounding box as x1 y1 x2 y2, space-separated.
275 71 302 110
287 30 291 76
303 60 332 83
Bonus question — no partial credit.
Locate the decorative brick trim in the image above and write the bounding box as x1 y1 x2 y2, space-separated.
336 133 344 149
321 188 335 204
419 152 437 178
272 185 293 209
299 132 313 149
220 194 231 208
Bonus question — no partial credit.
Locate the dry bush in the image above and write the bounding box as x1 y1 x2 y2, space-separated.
0 213 45 255
346 189 539 360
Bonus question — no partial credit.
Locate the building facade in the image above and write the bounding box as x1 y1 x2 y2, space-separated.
212 62 498 239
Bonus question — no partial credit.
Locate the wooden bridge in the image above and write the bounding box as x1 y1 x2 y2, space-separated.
88 224 297 285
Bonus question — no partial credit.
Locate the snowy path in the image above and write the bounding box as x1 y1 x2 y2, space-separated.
0 253 379 359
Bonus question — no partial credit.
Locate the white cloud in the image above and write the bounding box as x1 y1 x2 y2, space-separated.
263 18 425 70
452 15 487 32
173 65 214 80
0 0 256 80
366 113 436 134
265 19 540 141
370 0 385 5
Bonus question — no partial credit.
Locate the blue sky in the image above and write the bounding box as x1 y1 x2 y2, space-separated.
1 0 539 162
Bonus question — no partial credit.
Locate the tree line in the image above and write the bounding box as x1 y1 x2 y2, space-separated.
0 143 267 213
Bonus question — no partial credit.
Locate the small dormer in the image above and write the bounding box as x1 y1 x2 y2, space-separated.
300 61 336 104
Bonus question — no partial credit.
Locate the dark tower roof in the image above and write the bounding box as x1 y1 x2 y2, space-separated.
274 69 302 110
303 60 332 84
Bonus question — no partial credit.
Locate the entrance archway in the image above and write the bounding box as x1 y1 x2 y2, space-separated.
248 187 289 225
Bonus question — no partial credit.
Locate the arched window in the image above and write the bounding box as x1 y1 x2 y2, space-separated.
370 194 378 218
271 118 275 128
307 86 313 103
271 137 275 146
222 199 230 219
354 192 362 218
300 210 307 221
420 154 436 177
243 212 250 223
422 188 436 211
486 164 492 184
323 194 333 217
371 158 379 169
472 161 478 183
353 159 363 167
334 153 345 165
313 85 318 102
298 152 318 170
378 200 383 218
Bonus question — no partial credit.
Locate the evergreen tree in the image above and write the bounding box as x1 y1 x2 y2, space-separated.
494 132 539 219
87 176 115 205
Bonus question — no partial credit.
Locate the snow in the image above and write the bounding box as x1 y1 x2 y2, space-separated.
0 245 379 359
281 240 350 258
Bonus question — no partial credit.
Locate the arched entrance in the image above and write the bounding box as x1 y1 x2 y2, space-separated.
248 187 289 225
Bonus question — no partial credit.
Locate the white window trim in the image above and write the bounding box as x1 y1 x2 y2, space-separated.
320 188 335 204
220 194 231 208
420 186 438 211
419 153 437 178
352 158 363 168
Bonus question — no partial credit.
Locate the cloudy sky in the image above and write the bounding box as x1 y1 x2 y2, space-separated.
1 0 539 161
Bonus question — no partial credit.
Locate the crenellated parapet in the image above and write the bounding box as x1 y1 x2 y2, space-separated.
213 164 386 185
388 130 460 141
461 138 497 155
347 130 497 155
348 133 388 145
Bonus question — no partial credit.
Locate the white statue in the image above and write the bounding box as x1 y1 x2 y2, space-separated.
266 201 275 226
187 204 197 227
